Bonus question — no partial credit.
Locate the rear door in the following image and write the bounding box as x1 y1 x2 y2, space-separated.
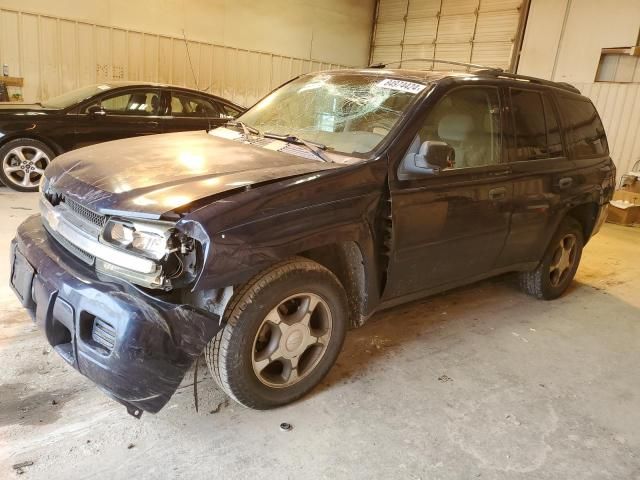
496 86 584 267
554 93 612 231
163 90 229 133
384 84 513 299
72 87 164 149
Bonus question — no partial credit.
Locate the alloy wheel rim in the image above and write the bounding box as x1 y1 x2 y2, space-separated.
549 233 577 287
2 146 50 189
251 292 333 388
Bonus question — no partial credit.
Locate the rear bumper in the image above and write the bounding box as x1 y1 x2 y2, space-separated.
10 215 221 416
591 203 609 238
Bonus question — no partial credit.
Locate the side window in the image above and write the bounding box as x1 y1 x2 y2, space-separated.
414 87 502 169
557 96 608 158
83 90 162 115
170 92 221 117
220 103 241 118
510 89 548 161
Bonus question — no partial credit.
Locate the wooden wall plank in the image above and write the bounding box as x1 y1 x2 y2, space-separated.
0 6 349 107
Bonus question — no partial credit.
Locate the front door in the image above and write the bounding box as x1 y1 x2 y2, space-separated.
384 85 512 299
71 88 165 149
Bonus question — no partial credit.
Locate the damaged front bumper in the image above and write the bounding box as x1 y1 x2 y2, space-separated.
10 215 221 417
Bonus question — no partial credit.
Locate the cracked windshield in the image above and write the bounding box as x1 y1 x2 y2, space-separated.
237 73 425 156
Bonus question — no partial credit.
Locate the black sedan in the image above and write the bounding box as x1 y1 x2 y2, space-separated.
0 82 244 191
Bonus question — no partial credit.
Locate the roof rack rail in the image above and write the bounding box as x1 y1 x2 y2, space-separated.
368 58 503 72
478 70 581 94
367 58 581 94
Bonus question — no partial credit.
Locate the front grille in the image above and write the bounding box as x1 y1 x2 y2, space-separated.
91 317 116 352
64 197 106 228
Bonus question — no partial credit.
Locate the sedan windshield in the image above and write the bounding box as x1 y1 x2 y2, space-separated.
238 73 425 156
41 84 113 109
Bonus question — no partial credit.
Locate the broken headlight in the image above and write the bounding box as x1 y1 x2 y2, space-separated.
102 218 175 260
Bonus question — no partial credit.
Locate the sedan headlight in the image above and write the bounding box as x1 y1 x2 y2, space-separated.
102 218 174 260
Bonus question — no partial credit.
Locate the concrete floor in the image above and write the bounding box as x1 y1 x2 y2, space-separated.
0 189 639 479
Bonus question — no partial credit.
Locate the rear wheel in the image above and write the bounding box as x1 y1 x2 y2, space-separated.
205 257 348 409
0 138 54 192
519 218 584 300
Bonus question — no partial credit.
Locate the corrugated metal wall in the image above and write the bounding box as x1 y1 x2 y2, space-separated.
371 0 523 70
575 82 640 180
0 8 349 107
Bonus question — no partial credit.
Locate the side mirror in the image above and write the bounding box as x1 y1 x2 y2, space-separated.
415 141 455 173
87 105 107 117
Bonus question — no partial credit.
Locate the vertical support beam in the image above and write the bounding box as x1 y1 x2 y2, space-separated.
469 0 481 71
510 0 532 73
550 0 572 80
368 0 381 66
432 0 444 70
399 0 410 67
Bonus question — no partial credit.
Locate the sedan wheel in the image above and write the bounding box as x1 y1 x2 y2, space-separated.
0 139 54 192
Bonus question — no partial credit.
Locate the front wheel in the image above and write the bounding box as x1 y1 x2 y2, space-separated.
205 257 348 409
0 138 54 192
519 217 584 300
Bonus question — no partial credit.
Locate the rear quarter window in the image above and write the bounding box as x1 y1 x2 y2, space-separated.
557 96 608 158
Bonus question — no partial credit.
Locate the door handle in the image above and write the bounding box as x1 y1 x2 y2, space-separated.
488 187 507 201
557 177 573 189
149 121 159 128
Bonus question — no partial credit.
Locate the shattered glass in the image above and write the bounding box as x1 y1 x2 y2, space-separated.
238 73 425 156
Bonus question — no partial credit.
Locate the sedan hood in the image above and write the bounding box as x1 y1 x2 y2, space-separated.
46 131 341 218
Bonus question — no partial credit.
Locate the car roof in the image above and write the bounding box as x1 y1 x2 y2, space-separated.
97 81 243 106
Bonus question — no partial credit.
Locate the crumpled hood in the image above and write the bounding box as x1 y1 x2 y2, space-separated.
45 131 340 219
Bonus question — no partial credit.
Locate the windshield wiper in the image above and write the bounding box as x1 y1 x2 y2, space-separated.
263 132 331 162
225 120 261 138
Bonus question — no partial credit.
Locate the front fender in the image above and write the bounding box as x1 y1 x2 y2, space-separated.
181 160 388 299
196 192 381 290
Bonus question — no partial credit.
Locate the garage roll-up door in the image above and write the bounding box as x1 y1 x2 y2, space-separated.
371 0 525 71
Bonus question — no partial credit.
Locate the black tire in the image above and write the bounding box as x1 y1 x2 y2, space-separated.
519 217 584 300
205 257 348 409
0 138 55 192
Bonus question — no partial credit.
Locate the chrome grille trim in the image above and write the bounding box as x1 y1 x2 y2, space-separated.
43 220 96 265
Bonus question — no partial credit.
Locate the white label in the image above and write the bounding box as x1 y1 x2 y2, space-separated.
377 78 426 94
209 127 243 140
264 140 287 151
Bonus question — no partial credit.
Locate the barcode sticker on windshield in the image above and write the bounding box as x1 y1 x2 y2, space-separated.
378 78 426 94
